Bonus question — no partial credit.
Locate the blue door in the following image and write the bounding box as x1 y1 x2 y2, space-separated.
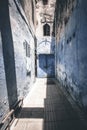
37 54 55 78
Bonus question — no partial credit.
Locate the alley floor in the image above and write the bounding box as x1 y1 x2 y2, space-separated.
11 78 87 130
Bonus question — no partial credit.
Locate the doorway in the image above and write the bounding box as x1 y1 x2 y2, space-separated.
37 54 55 78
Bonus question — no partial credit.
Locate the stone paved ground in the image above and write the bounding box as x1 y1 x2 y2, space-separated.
11 78 87 130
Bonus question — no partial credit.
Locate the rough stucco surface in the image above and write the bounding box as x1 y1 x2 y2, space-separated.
9 0 35 100
0 34 9 122
56 0 87 109
37 37 55 54
0 0 35 122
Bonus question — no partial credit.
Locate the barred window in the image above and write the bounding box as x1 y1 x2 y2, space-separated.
23 40 30 57
43 24 50 36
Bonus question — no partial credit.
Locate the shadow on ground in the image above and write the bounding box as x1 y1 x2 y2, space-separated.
15 78 87 130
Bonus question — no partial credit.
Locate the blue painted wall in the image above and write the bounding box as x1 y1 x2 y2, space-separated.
37 54 55 77
0 0 35 122
55 0 87 109
0 34 9 122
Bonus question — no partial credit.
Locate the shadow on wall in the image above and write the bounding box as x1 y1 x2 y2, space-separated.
19 0 25 10
38 54 55 78
0 0 18 109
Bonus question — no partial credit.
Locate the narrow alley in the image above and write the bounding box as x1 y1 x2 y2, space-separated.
0 0 87 130
11 78 87 130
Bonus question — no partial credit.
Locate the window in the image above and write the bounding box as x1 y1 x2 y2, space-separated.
23 40 30 57
43 0 48 5
43 24 50 36
26 43 30 57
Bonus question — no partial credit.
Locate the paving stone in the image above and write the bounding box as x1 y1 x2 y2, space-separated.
11 78 87 130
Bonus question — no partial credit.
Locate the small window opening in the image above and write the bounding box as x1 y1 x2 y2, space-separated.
43 24 50 36
43 0 48 5
23 40 30 57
